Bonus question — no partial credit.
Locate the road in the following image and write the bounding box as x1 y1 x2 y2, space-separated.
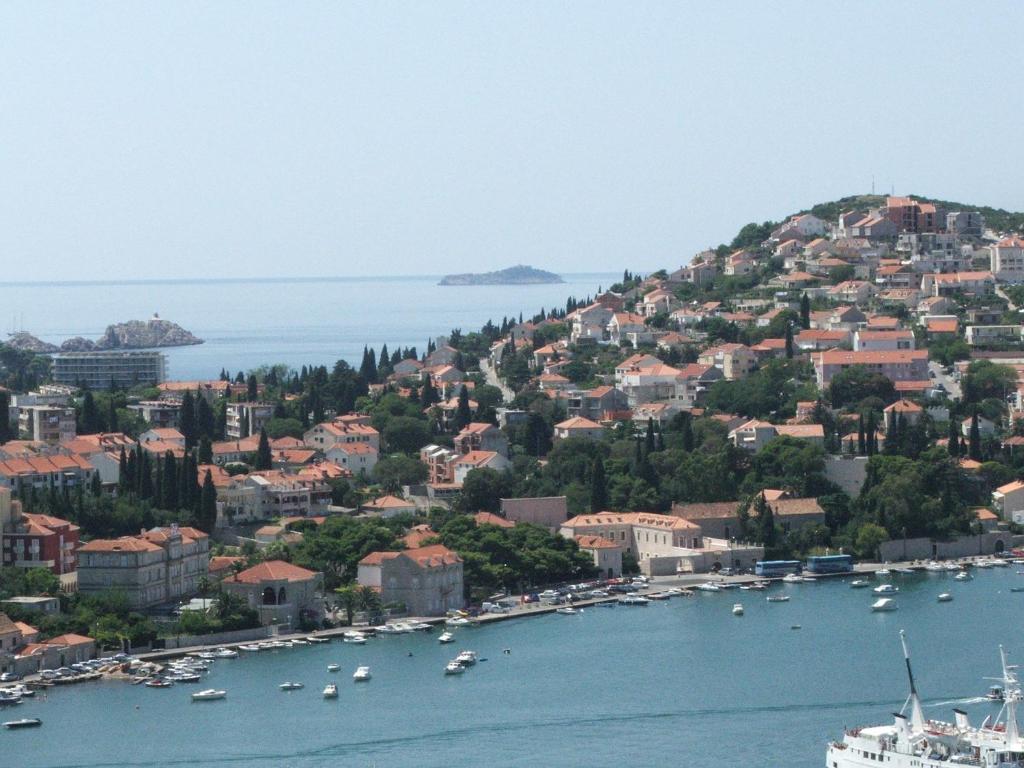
479 357 515 402
928 359 961 400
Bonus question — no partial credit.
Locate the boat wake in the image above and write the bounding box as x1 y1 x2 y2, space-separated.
927 696 989 707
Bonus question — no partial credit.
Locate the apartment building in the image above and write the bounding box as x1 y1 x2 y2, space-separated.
813 349 929 388
52 351 166 390
226 402 275 440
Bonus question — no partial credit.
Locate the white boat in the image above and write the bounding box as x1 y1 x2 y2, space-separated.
850 579 869 588
191 688 226 701
353 666 371 682
327 664 341 672
195 652 218 660
3 718 41 728
955 571 971 581
0 691 21 705
438 632 455 644
696 582 721 592
987 684 1005 701
445 617 472 627
454 650 478 666
291 638 309 645
167 672 201 683
444 662 465 675
875 568 891 577
871 598 897 611
279 682 304 691
975 559 997 568
343 635 367 645
781 573 805 583
323 684 338 698
873 584 898 594
307 636 330 644
937 593 953 602
238 644 261 652
827 636 1024 768
342 631 365 641
732 603 744 616
407 622 432 632
924 561 946 572
894 567 916 574
555 606 579 615
617 595 650 605
214 648 238 659
766 595 790 603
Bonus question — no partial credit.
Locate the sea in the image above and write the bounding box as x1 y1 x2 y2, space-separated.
7 568 1024 768
0 274 619 381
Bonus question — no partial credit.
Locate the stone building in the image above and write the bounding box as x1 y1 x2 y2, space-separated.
222 560 324 628
357 544 464 616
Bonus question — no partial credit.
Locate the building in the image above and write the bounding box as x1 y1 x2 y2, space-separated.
76 525 209 609
127 401 181 429
813 349 929 388
882 399 923 433
451 451 510 484
357 544 464 616
697 343 757 380
0 454 97 494
303 420 381 452
52 351 166 390
361 495 418 518
500 496 569 530
991 236 1024 283
453 423 509 457
727 420 825 452
671 497 826 539
139 427 186 447
965 325 1022 346
553 417 606 442
18 405 76 443
853 330 915 352
0 488 79 575
947 211 985 236
993 480 1024 524
222 560 324 628
226 402 275 440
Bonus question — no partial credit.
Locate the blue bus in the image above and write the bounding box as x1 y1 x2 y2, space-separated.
755 560 802 577
805 554 854 574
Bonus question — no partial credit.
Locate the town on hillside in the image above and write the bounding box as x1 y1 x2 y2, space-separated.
5 194 1024 673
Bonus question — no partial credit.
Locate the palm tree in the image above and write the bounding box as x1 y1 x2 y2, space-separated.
335 585 358 625
356 585 383 619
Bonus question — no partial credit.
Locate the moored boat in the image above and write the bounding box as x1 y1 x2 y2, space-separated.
871 598 897 611
327 664 341 672
937 593 953 602
444 662 465 675
191 689 226 701
850 579 869 588
279 682 304 691
3 718 41 728
353 666 371 682
873 584 898 594
438 631 455 644
323 684 338 698
732 603 744 616
766 595 790 603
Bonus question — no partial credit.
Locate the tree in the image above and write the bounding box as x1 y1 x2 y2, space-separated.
196 395 215 441
197 436 213 465
754 491 775 547
947 417 959 457
644 419 656 456
784 323 794 359
383 417 432 454
161 451 178 510
246 374 259 401
255 428 272 470
799 293 811 330
335 585 359 625
962 360 1017 405
0 391 10 443
454 385 473 432
590 456 607 512
855 523 888 560
198 470 218 533
79 391 100 434
969 412 982 461
457 468 513 512
372 455 428 493
829 366 896 409
857 416 866 456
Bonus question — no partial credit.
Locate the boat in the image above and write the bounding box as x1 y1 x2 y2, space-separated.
924 561 946 572
3 718 40 728
445 617 472 627
353 666 371 682
696 582 721 592
342 631 366 641
987 685 1005 702
826 635 1024 768
145 679 173 688
454 651 478 666
438 632 455 644
343 635 367 645
238 644 261 652
937 593 953 602
766 595 790 603
323 684 338 698
1012 587 1024 593
214 648 238 659
617 595 650 605
555 606 579 614
327 664 341 672
291 638 309 645
647 592 671 600
195 652 218 660
781 573 805 583
871 598 897 611
875 568 891 576
444 662 465 675
850 579 869 588
0 691 21 706
955 571 971 581
745 582 768 590
307 636 330 644
894 567 916 574
167 672 201 683
191 689 226 701
279 682 304 691
873 584 898 594
732 603 744 616
407 622 433 632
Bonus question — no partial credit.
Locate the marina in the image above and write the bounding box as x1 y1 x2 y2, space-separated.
7 565 1024 767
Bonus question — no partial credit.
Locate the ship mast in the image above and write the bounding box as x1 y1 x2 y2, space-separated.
900 630 926 730
1000 645 1020 746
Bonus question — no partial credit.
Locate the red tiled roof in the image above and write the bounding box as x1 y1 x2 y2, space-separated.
230 560 319 584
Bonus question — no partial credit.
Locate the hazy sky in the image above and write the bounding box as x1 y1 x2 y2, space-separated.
2 2 1022 281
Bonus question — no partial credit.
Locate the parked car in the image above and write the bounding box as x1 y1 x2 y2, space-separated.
0 672 20 682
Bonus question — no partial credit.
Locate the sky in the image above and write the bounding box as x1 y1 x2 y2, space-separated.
2 2 1023 281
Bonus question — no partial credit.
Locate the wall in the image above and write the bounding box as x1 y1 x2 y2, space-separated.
825 455 869 495
878 533 1024 562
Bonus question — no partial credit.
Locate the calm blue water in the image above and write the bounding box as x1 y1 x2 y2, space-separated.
0 274 617 380
7 568 1024 768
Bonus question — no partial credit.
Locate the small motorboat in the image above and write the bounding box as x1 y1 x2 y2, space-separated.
955 571 971 581
167 672 201 683
987 685 1005 702
191 689 226 701
445 617 472 627
875 568 891 577
617 595 650 605
438 632 455 644
0 691 21 706
732 603 744 616
307 636 330 644
238 644 262 652
195 652 218 660
444 662 465 675
454 650 478 666
696 582 721 592
781 573 805 583
871 598 897 612
3 718 41 728
343 635 367 645
145 679 173 688
850 580 870 588
766 595 790 603
291 639 309 645
894 567 916 574
937 593 953 602
873 584 898 594
327 664 341 672
555 606 579 615
353 666 371 682
279 682 304 691
214 648 238 659
646 592 670 600
745 582 768 591
323 684 338 698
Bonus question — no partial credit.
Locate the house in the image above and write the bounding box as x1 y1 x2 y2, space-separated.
776 213 826 239
924 316 959 338
993 480 1024 523
424 344 459 367
574 535 624 578
697 343 757 380
324 443 379 474
454 422 509 457
138 427 186 447
991 236 1024 283
0 454 98 495
674 364 724 408
828 280 876 304
537 373 572 392
853 330 915 352
127 401 181 429
357 544 463 617
500 496 569 531
923 271 995 297
615 354 663 384
608 312 653 346
961 416 997 439
0 488 79 575
640 289 680 318
727 420 825 452
618 363 682 405
254 525 303 547
225 402 275 440
18 406 76 443
451 451 510 484
569 303 614 343
724 251 755 276
419 444 459 485
826 305 868 331
77 525 209 609
473 512 515 529
882 400 923 433
813 349 929 388
361 495 418 518
222 560 324 628
303 421 381 452
795 330 850 352
553 417 606 442
392 358 424 378
966 325 1022 346
565 386 629 421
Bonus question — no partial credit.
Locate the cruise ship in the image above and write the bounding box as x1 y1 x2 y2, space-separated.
827 631 1024 767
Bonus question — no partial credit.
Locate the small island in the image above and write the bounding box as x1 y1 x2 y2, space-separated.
438 264 564 286
6 315 203 353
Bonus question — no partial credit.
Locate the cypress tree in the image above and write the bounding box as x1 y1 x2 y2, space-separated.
197 436 213 465
215 400 227 440
420 377 437 407
947 417 960 457
246 374 258 401
179 390 197 449
139 450 153 500
80 391 100 434
590 456 607 512
162 451 178 510
756 492 775 547
784 323 794 359
857 416 866 455
0 391 10 443
107 397 118 433
255 427 272 470
633 437 643 469
681 413 694 452
199 469 217 533
154 459 164 509
969 412 982 461
644 418 656 456
122 447 134 495
454 385 472 431
800 293 811 330
90 472 102 497
196 395 215 441
865 413 877 456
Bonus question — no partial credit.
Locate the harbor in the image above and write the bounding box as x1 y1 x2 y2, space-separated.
7 564 1024 767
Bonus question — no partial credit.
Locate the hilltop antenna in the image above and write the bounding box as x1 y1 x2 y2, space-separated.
871 175 875 195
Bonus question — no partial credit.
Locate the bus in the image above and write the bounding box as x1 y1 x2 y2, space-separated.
754 560 802 577
805 554 853 574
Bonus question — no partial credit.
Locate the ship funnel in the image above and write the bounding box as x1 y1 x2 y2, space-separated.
953 709 971 730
